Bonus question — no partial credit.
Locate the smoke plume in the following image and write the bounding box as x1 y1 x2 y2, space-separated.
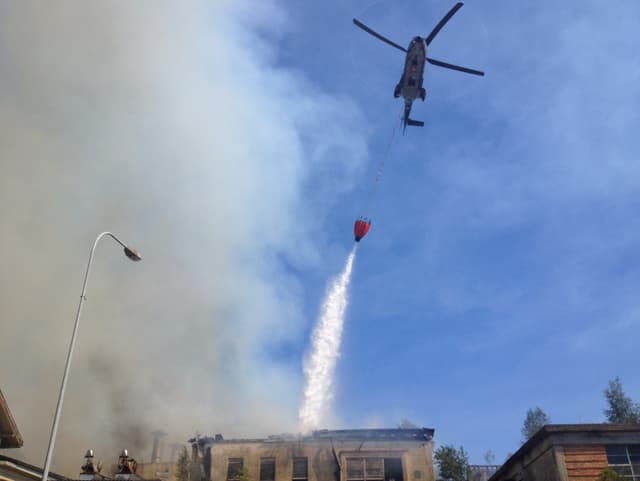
299 247 357 430
0 0 366 475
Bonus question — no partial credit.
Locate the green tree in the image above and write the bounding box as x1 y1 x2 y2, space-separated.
483 450 495 465
434 445 469 481
604 377 640 424
238 467 252 481
176 446 190 481
598 468 624 481
522 407 550 441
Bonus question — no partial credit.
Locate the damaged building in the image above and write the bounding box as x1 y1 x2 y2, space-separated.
189 429 435 481
136 432 184 481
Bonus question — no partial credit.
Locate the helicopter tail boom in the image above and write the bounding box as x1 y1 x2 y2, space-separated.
402 117 424 134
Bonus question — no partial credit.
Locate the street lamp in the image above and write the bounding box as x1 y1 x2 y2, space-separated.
41 232 141 481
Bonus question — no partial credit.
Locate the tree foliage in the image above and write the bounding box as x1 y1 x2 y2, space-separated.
176 446 190 481
604 377 640 424
237 467 252 481
598 468 624 481
434 445 469 481
483 450 495 465
522 407 550 441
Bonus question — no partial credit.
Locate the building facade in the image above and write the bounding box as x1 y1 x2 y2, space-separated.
489 424 640 481
190 429 435 481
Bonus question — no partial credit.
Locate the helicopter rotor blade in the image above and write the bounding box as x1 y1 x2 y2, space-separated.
426 57 484 76
353 18 407 53
425 2 464 46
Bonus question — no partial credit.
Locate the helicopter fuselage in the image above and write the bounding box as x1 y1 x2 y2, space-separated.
353 2 484 132
394 37 427 103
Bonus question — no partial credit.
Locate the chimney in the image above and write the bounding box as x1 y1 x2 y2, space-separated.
150 431 168 463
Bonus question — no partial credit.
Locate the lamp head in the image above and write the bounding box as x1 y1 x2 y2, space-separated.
124 246 142 262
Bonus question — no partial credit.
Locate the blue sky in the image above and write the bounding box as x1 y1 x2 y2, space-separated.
1 0 640 472
272 0 640 463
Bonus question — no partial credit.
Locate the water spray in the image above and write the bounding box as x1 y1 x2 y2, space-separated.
299 246 357 430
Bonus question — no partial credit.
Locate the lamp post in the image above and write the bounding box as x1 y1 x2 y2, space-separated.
41 232 141 481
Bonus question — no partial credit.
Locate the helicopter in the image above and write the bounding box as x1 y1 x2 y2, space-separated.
353 2 484 132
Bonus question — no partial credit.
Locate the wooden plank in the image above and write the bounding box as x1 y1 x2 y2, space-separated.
564 445 608 481
564 445 607 453
566 461 608 467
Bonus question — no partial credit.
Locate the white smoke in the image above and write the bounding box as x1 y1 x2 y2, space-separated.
299 247 357 430
0 1 368 474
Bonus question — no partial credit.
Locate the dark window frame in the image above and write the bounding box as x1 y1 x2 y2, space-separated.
292 457 308 481
227 458 244 481
345 457 389 481
260 457 276 481
606 445 640 480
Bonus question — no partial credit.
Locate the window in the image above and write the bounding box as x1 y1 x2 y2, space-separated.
292 457 308 481
384 458 403 481
606 445 640 480
260 458 276 481
346 458 403 481
346 458 385 481
227 458 244 481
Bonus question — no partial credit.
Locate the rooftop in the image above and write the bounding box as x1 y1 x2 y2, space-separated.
190 428 435 446
0 454 72 481
489 424 640 481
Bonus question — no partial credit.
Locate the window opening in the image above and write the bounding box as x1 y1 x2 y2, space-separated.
346 458 403 481
384 458 403 481
293 457 308 481
606 445 640 480
260 458 276 481
227 458 244 481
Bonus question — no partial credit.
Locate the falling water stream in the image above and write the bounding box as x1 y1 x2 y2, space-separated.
299 246 357 430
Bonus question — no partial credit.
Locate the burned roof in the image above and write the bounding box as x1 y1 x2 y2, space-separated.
190 427 434 446
0 390 23 448
311 428 434 441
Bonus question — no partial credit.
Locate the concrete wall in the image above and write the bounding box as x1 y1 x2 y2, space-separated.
493 444 610 481
522 445 563 481
197 439 433 481
137 462 176 481
489 439 563 481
